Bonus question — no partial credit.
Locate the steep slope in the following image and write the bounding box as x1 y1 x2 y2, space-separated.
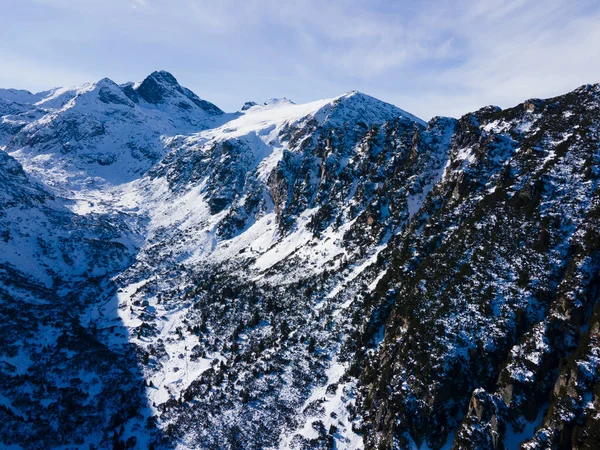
355 86 600 450
1 73 599 450
104 90 435 449
1 82 429 449
0 151 159 449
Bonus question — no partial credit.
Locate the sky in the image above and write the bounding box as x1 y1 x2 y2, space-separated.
1 0 600 120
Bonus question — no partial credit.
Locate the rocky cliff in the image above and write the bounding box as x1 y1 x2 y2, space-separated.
0 73 598 450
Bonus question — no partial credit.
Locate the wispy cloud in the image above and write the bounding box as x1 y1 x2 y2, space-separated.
0 0 599 119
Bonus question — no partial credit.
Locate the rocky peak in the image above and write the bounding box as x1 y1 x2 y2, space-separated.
76 77 134 107
240 101 258 111
133 70 223 115
135 70 181 104
263 97 295 107
317 90 425 128
2 74 600 450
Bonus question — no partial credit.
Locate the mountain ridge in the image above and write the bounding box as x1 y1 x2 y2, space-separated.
0 73 598 450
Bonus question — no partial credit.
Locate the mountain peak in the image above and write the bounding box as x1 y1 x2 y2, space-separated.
317 90 426 127
95 77 119 87
336 90 383 101
264 97 295 106
145 70 180 86
240 101 258 111
131 70 223 115
0 88 38 105
135 70 184 105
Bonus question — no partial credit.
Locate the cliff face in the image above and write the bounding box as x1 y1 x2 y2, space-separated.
356 85 600 450
0 74 599 449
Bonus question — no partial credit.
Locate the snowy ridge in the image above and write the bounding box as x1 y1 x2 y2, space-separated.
4 72 228 194
0 74 443 448
2 73 599 450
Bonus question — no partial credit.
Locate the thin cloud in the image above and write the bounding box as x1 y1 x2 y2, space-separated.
0 0 598 119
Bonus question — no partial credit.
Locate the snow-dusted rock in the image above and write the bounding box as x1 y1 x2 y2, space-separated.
1 73 599 450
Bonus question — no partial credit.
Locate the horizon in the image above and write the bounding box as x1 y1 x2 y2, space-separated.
1 68 596 122
1 1 600 120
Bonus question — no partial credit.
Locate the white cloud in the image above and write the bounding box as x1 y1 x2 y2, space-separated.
0 0 599 119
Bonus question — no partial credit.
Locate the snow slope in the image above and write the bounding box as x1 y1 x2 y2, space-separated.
3 72 597 450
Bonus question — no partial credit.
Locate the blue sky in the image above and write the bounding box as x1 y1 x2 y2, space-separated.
1 0 599 119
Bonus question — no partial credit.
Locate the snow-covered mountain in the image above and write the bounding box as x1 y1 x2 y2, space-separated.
2 71 229 192
1 72 599 450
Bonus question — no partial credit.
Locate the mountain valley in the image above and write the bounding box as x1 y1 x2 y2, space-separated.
0 71 599 450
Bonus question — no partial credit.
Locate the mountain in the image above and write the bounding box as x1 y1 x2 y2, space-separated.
356 87 600 450
0 72 599 450
2 71 228 193
0 149 147 448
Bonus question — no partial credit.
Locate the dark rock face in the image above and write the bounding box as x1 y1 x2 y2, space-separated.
454 389 506 450
355 85 600 450
136 71 188 106
136 70 224 116
1 75 600 449
241 101 258 111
